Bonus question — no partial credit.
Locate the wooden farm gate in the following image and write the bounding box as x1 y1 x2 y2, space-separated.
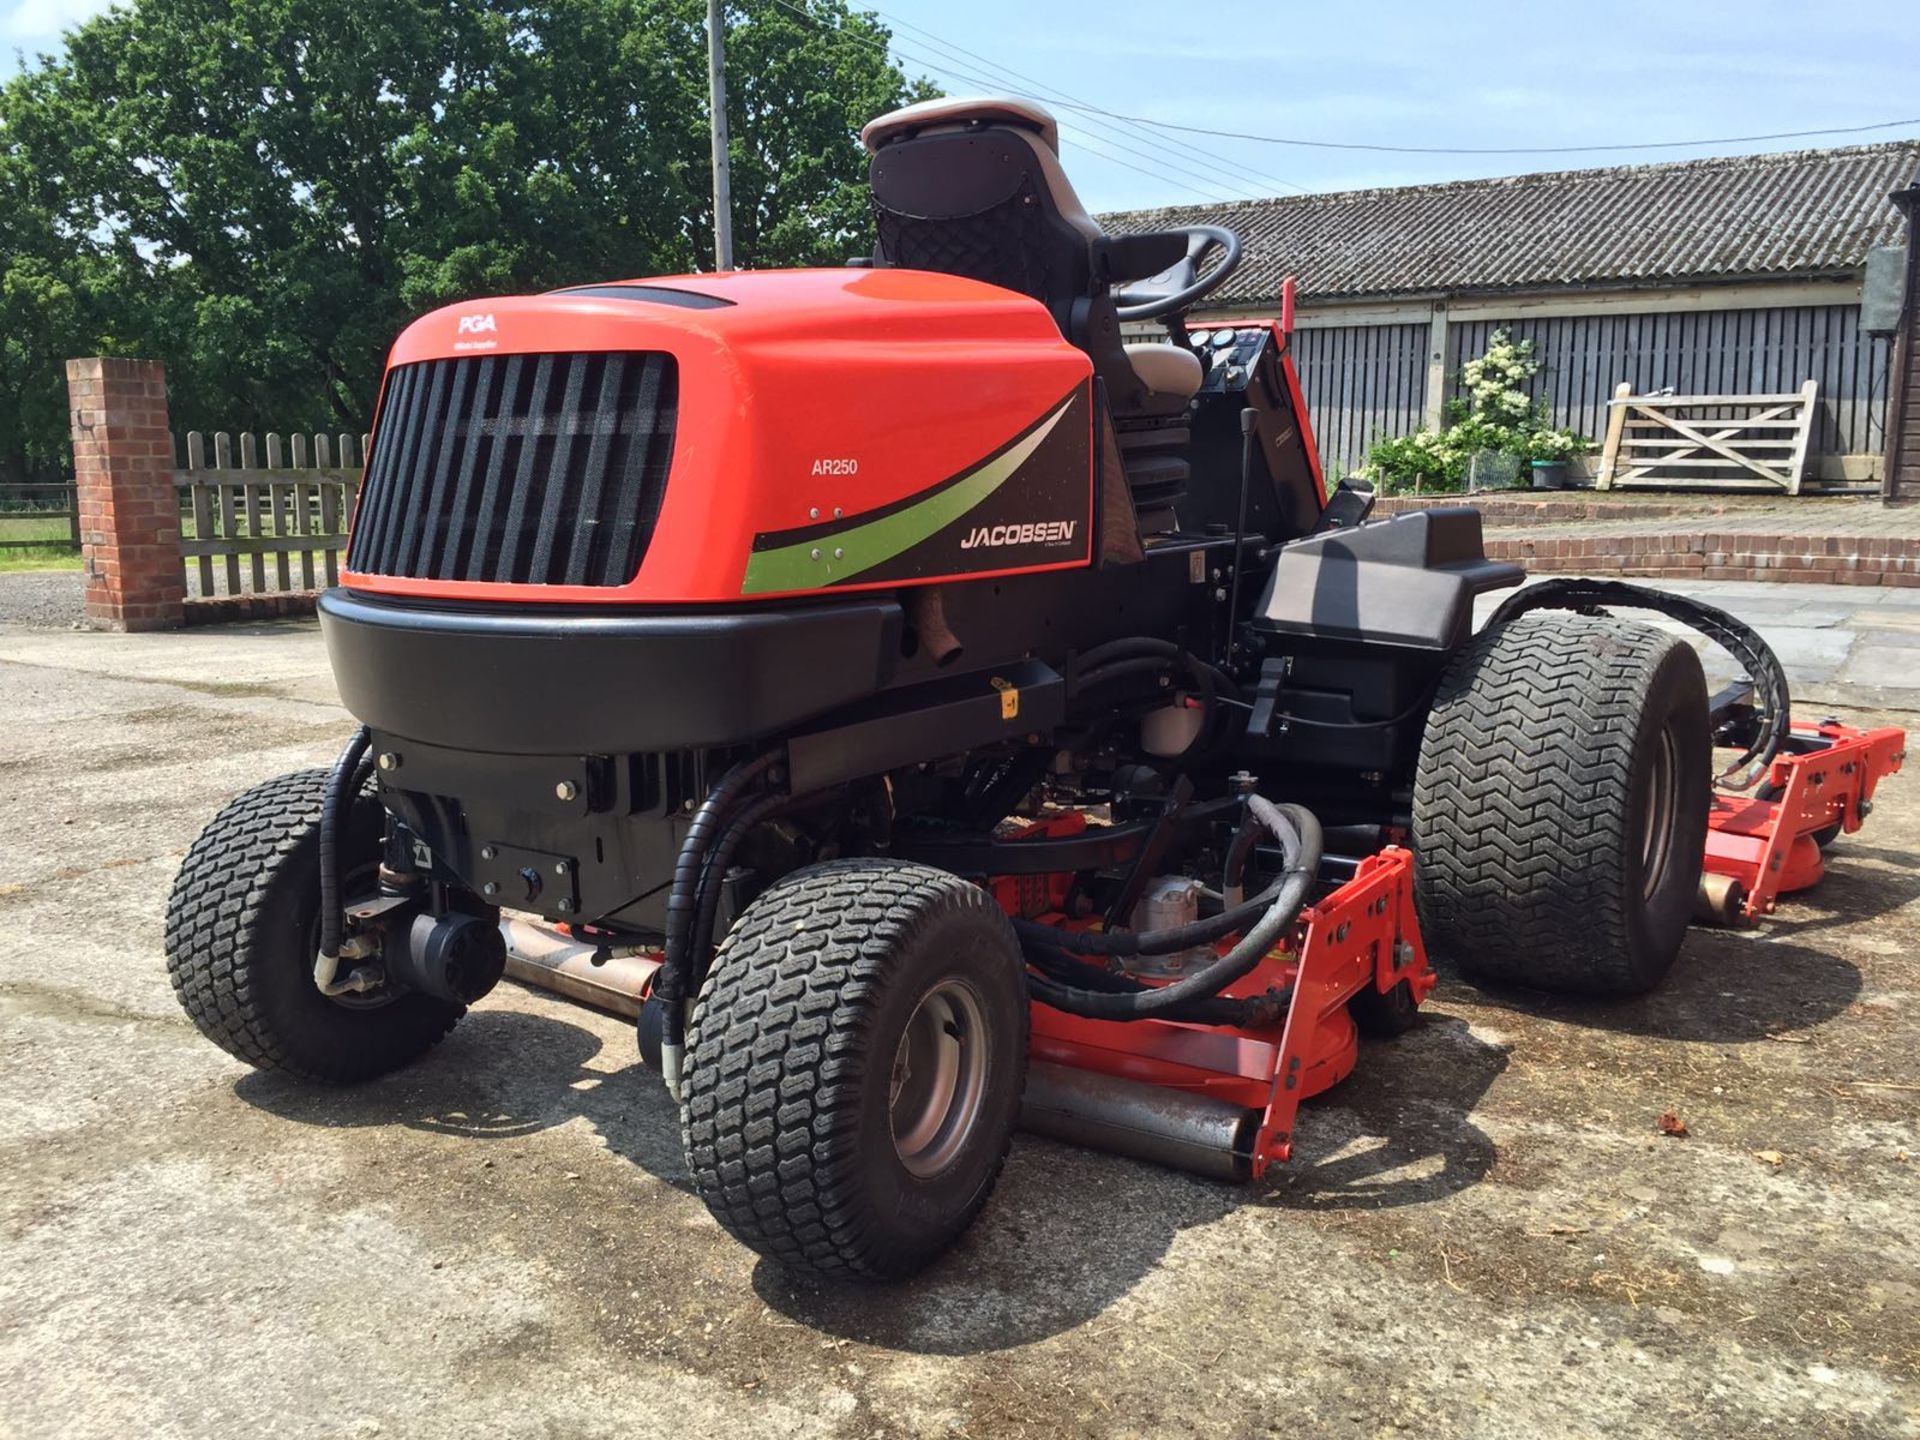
1595 382 1820 492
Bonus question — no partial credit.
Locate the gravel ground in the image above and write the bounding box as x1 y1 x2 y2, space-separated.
0 569 84 629
1 616 1917 1439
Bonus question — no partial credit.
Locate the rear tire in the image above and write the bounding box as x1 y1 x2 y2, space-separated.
165 769 464 1082
680 859 1028 1281
1412 612 1710 996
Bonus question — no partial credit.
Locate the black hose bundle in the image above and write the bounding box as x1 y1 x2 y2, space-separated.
1069 637 1239 705
1486 578 1791 789
1022 940 1292 1027
1067 637 1243 760
655 747 786 1087
1014 795 1323 1024
317 726 372 964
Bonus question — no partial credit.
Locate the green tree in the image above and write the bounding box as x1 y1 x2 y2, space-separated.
0 78 118 487
1 0 922 451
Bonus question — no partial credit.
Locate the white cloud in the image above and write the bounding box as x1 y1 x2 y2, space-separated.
2 0 117 44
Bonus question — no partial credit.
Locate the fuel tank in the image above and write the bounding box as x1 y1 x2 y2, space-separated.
341 268 1095 606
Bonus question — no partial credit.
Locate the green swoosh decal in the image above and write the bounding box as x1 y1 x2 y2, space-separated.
741 396 1075 595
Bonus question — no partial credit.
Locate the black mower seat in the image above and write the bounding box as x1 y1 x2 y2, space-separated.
862 95 1195 416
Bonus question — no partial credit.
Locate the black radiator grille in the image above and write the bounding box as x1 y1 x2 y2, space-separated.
349 351 677 586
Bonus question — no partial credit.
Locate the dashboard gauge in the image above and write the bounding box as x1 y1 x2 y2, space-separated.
1210 330 1237 349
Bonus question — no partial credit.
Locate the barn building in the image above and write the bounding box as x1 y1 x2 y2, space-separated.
1106 140 1920 492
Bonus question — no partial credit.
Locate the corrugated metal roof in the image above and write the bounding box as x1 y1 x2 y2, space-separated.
1100 141 1920 305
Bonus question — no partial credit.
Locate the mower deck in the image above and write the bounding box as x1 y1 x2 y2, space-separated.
1022 847 1428 1179
1702 719 1907 924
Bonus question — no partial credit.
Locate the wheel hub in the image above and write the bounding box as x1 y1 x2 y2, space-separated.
1641 723 1681 900
889 979 989 1178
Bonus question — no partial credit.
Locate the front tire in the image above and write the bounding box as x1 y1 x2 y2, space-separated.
680 859 1029 1281
1412 612 1710 996
165 769 464 1082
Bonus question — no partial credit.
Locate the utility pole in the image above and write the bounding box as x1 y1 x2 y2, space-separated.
706 0 735 271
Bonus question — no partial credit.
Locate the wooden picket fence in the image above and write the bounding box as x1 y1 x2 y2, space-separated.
175 431 367 597
1595 381 1820 493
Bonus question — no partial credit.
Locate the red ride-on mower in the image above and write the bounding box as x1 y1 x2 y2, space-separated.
165 97 1906 1280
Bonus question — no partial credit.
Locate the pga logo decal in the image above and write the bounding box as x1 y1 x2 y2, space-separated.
453 311 500 352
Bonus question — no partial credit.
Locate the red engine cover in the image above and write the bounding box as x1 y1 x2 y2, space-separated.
343 268 1095 604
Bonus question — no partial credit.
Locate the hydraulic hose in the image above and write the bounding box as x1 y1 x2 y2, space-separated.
655 747 785 1093
1221 797 1263 907
688 790 797 988
1070 639 1239 762
316 726 372 968
1071 638 1240 703
1011 798 1301 960
1486 578 1791 789
1019 796 1323 1023
1023 939 1292 1027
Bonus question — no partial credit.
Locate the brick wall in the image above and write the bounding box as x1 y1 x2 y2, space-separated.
1485 531 1920 587
1372 495 1688 527
66 357 185 631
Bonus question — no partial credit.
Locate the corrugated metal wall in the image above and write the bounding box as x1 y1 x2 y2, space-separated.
1286 323 1429 476
1149 301 1891 479
1446 306 1892 464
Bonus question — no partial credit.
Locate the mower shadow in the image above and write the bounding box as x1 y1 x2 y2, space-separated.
1757 841 1920 941
233 1007 694 1193
1436 837 1918 1043
239 1003 1507 1356
754 1010 1507 1355
1259 1011 1505 1214
1457 932 1862 1043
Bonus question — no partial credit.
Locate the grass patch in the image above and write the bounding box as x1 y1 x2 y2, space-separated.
0 514 82 572
0 546 81 573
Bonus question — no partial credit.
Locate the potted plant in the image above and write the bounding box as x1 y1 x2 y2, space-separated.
1519 425 1591 490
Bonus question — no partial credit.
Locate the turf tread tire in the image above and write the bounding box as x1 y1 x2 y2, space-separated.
165 769 463 1082
680 858 1027 1281
1412 612 1709 996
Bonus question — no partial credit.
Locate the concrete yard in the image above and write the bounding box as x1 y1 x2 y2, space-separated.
2 584 1918 1438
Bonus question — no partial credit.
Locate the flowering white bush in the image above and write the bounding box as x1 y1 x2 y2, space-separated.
1359 328 1593 493
1458 333 1539 425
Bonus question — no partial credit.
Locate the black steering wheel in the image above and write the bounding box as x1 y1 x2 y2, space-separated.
1112 225 1243 322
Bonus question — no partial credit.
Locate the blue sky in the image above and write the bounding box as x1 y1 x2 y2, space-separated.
8 0 1918 211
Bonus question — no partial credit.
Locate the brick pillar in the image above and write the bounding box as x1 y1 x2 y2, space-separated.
67 357 185 631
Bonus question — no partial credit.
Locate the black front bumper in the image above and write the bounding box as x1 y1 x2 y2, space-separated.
318 588 904 754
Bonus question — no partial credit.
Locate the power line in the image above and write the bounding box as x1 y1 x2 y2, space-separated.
867 6 1309 195
753 0 1255 204
758 0 1233 200
1042 105 1920 156
887 35 1270 200
885 42 1237 202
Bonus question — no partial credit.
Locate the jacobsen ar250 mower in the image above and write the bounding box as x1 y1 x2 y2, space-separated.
166 97 1905 1279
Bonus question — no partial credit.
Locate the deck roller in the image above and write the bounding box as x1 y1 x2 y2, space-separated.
1019 1061 1257 1181
499 916 662 1021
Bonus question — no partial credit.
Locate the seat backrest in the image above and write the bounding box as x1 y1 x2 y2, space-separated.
863 97 1144 411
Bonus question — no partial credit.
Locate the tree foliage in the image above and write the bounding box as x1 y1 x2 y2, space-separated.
0 0 925 484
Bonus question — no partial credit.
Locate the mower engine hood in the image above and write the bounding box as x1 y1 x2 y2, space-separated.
343 268 1097 606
